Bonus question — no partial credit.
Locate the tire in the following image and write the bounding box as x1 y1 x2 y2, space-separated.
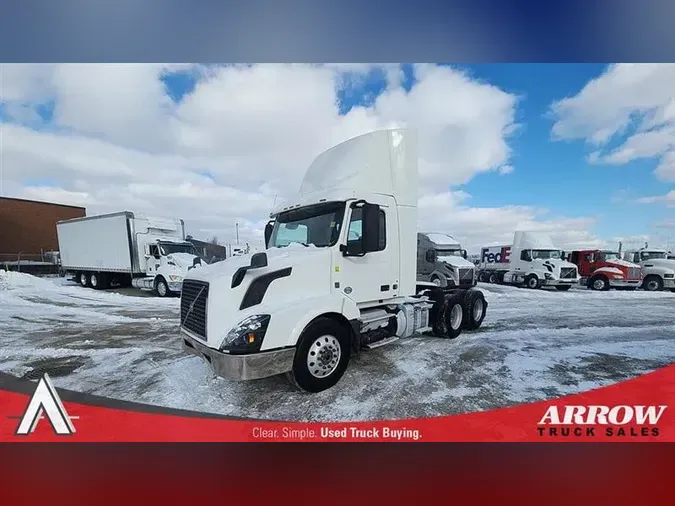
79 272 89 288
555 285 571 291
89 272 107 290
443 294 464 339
588 275 609 291
461 289 487 330
287 317 351 393
489 273 499 284
155 277 170 297
642 275 663 292
430 275 444 287
525 275 540 289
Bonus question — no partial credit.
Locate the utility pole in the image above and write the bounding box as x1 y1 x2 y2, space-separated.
236 223 239 244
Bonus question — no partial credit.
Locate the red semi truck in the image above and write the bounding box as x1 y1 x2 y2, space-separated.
567 249 642 291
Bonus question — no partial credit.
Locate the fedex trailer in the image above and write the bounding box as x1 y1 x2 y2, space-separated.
477 231 579 290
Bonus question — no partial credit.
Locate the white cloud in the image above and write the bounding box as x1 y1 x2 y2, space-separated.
1 63 602 249
636 190 675 207
549 63 675 184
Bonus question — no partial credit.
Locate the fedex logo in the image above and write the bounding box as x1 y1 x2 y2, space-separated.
481 246 511 264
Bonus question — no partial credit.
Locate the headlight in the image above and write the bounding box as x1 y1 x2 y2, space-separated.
168 275 183 281
664 273 674 279
220 314 271 354
544 272 553 279
612 274 625 279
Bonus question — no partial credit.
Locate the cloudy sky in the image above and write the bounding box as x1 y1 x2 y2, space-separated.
0 63 673 252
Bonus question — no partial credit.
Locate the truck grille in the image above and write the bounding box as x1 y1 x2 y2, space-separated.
180 280 209 339
459 268 473 281
560 267 577 279
627 268 642 280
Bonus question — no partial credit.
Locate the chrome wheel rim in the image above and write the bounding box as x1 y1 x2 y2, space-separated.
307 335 341 378
80 273 87 286
647 280 659 291
593 279 605 290
432 277 441 286
157 281 167 296
90 275 98 287
528 278 537 288
450 304 462 330
472 299 484 321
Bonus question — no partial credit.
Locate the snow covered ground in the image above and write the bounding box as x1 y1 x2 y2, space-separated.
1 269 674 422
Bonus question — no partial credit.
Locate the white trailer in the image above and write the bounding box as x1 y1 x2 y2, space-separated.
621 247 675 292
179 128 489 393
477 231 579 290
57 212 204 297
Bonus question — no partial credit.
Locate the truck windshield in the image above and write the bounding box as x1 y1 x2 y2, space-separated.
641 251 667 260
598 251 620 261
436 249 464 258
531 249 562 260
270 202 346 248
159 242 198 256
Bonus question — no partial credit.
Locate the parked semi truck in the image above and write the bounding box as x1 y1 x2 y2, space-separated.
567 249 642 291
621 245 675 292
477 231 579 290
416 232 477 289
179 128 488 393
57 211 203 297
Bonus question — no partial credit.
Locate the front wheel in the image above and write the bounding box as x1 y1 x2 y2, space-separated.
643 275 663 292
443 294 464 339
287 317 351 393
155 277 171 297
525 275 540 289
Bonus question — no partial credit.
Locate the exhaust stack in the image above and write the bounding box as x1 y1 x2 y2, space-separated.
618 241 622 257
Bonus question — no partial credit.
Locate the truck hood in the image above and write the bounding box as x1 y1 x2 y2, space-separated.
167 253 200 270
183 244 332 348
534 259 577 271
437 255 475 269
642 258 675 270
605 258 639 269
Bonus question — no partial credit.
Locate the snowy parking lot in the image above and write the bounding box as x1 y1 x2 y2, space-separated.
1 270 674 422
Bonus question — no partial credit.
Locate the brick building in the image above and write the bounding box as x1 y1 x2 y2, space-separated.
0 197 86 262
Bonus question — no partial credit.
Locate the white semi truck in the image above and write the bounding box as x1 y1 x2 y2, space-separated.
477 231 580 290
57 211 204 297
621 246 675 292
416 232 477 289
179 128 488 393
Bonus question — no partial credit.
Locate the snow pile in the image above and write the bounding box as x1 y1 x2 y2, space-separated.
0 269 55 291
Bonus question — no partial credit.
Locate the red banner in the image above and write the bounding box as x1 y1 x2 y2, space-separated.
1 364 673 442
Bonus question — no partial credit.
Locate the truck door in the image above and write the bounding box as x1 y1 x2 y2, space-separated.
148 244 161 274
338 205 395 304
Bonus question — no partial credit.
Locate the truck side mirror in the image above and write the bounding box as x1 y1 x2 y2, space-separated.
425 250 437 263
462 250 468 259
361 203 381 253
264 221 274 248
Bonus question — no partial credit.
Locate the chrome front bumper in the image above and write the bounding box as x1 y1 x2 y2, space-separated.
180 329 296 381
542 278 577 286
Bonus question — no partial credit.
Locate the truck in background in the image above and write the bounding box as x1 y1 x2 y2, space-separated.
179 128 488 393
57 211 204 297
416 232 477 289
477 231 579 290
567 248 642 291
621 244 675 292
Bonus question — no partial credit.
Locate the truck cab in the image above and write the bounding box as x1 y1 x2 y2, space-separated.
179 129 488 393
137 239 203 296
417 232 476 289
568 249 642 291
621 248 675 292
